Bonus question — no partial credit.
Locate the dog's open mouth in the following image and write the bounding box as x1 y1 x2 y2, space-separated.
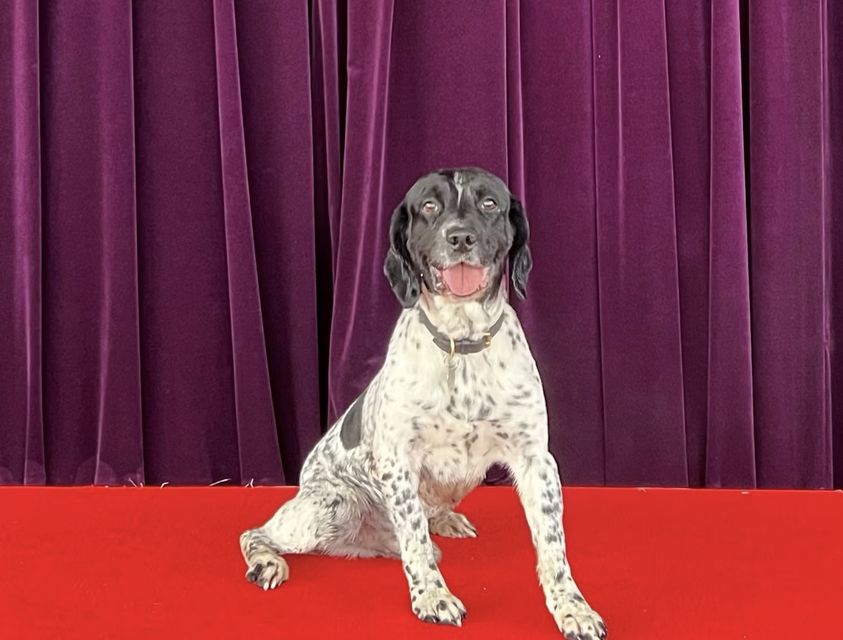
432 263 488 297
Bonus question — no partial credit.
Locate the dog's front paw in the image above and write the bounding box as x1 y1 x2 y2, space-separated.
245 553 289 591
552 593 606 639
412 588 467 626
429 511 477 538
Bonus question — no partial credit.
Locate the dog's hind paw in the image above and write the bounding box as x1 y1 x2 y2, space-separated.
429 511 477 538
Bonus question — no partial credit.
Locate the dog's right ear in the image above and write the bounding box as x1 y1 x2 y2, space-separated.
383 201 421 307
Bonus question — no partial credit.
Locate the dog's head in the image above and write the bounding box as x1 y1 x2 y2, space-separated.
383 167 532 307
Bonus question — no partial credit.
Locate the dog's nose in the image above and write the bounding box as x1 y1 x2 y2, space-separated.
447 228 477 251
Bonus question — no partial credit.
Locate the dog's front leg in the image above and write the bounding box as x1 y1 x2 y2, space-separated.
511 449 607 639
378 456 467 626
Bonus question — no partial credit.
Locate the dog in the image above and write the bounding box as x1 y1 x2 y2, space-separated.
239 168 606 639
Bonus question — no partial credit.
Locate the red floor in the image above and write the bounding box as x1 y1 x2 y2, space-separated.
2 486 842 639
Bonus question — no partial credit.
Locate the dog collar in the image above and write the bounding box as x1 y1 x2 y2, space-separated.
418 309 506 356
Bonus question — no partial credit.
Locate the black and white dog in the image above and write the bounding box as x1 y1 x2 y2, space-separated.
240 168 606 639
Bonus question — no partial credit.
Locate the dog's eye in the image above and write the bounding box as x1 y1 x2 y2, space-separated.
481 198 498 212
421 200 439 215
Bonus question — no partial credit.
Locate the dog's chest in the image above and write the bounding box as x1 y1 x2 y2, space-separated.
415 416 501 484
383 309 541 491
411 357 523 487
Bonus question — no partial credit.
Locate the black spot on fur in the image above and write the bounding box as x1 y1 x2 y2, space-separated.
340 389 367 449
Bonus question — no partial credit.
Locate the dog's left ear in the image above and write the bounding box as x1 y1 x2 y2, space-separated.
508 196 533 299
383 201 421 307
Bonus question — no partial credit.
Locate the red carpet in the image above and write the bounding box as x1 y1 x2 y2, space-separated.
3 487 842 639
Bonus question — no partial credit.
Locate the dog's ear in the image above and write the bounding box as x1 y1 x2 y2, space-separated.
383 201 421 307
508 196 533 299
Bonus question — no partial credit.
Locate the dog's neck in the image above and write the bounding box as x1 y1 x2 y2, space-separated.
418 288 507 340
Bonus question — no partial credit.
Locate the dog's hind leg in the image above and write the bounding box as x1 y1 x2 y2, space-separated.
240 484 361 590
327 520 401 558
327 516 443 561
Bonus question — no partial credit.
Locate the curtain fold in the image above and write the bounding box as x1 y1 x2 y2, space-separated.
38 1 143 485
0 0 840 488
591 0 689 485
133 0 242 485
233 0 323 481
328 0 397 421
704 0 755 487
515 2 606 486
310 0 343 430
504 0 525 198
664 1 712 489
0 0 44 485
211 0 283 485
829 0 843 486
748 1 834 487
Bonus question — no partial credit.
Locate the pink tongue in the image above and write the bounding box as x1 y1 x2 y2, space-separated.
441 264 486 296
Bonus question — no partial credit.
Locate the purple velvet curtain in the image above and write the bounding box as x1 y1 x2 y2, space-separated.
1 1 840 488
